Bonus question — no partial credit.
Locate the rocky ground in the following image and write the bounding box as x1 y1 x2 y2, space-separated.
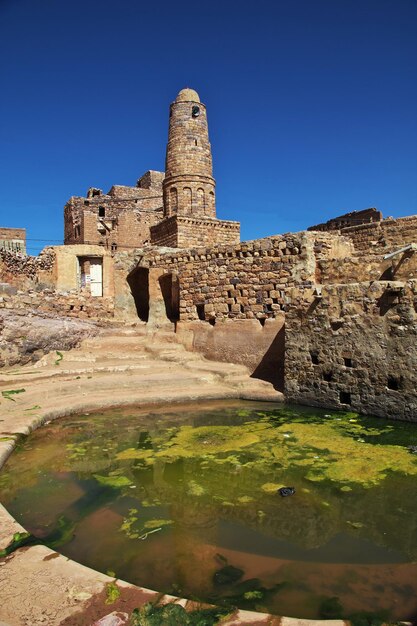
0 309 99 368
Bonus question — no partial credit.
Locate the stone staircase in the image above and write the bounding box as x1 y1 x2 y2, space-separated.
0 325 282 438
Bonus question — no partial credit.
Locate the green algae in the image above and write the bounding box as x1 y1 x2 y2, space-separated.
131 603 231 626
0 531 35 557
2 401 417 621
93 474 133 488
105 581 121 604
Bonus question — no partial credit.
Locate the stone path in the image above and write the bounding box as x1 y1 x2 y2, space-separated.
0 326 343 625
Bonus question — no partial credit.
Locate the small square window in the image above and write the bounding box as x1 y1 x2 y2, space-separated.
340 391 351 404
344 357 353 368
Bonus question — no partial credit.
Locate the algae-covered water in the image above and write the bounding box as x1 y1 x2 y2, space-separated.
1 400 417 621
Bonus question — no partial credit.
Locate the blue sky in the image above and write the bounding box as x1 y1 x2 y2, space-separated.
0 0 416 255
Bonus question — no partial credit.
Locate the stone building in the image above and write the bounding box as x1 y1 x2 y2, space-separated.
64 170 165 252
0 227 26 254
150 88 240 248
64 88 240 252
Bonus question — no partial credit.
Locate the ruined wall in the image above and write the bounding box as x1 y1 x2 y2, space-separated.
341 215 417 253
308 208 382 232
0 227 26 254
285 281 417 420
0 248 56 290
0 287 114 320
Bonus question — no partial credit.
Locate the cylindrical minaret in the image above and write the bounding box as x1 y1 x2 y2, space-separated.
163 88 216 219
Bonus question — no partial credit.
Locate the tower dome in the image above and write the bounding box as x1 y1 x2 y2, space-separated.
175 88 200 103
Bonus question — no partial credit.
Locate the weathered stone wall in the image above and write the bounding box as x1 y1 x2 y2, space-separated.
308 208 382 232
150 216 240 248
0 248 55 289
285 280 417 420
64 170 164 250
176 317 285 389
0 287 114 320
114 231 354 323
341 215 417 253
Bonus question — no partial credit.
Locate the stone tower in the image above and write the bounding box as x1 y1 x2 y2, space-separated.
150 88 240 248
163 88 216 219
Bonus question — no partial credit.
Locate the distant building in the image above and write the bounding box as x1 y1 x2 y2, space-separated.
308 208 382 232
0 227 26 254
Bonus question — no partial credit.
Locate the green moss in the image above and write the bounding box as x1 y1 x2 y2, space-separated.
105 581 121 604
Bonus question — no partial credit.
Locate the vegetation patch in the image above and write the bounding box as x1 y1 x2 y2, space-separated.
1 388 26 401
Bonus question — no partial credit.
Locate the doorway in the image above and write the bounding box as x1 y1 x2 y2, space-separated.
159 273 180 322
127 267 149 322
77 257 103 297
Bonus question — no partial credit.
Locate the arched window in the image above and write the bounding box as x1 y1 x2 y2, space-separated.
170 187 178 214
197 188 205 213
183 187 192 214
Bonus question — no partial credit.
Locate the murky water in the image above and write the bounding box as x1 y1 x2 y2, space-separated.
1 400 417 620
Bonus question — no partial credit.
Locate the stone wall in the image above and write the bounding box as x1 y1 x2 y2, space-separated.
341 215 417 253
150 216 240 248
0 248 55 289
176 317 285 389
285 280 417 420
0 287 114 320
116 231 349 323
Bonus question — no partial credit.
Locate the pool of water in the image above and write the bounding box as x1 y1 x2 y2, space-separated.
1 400 417 620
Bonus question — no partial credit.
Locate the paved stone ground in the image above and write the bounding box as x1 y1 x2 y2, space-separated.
0 326 344 625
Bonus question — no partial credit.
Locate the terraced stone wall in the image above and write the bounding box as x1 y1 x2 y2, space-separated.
285 280 417 420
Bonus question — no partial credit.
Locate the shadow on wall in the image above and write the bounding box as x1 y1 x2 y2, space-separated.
251 325 285 391
127 267 149 322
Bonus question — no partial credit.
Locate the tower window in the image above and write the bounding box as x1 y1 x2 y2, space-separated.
310 351 319 365
195 139 198 146
192 105 200 118
99 206 105 218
